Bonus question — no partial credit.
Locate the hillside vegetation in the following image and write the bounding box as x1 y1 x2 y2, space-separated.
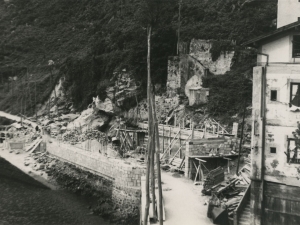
0 0 277 116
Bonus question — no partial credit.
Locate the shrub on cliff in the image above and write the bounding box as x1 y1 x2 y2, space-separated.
202 56 253 117
0 0 276 115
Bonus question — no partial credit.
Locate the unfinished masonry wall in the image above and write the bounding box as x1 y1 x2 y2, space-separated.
185 137 239 178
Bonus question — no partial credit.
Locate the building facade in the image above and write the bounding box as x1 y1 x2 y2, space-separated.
245 1 300 224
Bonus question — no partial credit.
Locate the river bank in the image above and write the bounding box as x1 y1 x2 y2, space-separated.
0 156 115 225
45 156 140 224
0 143 139 225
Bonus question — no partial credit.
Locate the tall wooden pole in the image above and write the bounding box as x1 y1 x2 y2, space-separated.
24 71 27 116
162 124 164 153
177 0 182 55
143 25 152 225
151 90 164 225
35 78 37 121
150 106 157 222
236 101 247 175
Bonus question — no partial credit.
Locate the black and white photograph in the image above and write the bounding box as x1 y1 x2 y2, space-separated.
0 0 296 224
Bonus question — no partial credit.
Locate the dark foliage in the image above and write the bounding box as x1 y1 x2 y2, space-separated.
0 0 277 114
202 54 254 117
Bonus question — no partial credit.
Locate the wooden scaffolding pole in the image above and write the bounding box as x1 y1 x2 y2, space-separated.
150 92 157 222
144 25 152 225
151 89 163 224
236 101 247 175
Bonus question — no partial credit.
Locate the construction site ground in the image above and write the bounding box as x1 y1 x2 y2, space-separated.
156 170 213 225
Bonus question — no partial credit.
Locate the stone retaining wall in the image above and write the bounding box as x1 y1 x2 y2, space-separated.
46 139 146 189
45 137 145 224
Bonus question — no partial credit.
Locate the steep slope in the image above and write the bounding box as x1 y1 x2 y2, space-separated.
0 0 277 118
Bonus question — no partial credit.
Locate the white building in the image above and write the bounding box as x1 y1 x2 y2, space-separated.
243 0 300 224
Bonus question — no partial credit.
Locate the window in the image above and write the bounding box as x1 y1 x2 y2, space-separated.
293 35 300 58
270 147 276 153
270 90 277 101
290 83 300 107
286 139 300 164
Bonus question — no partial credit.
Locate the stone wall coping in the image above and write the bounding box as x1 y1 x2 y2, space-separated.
52 141 145 169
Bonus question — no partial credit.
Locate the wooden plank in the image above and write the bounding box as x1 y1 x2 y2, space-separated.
195 158 206 163
239 172 250 184
161 130 180 160
124 131 134 147
29 139 42 153
188 154 237 158
264 184 300 225
194 164 200 183
264 208 300 219
265 182 300 201
25 139 42 152
216 178 239 194
179 156 185 170
168 133 192 165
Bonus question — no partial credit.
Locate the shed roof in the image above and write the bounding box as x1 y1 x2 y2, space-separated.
243 21 300 46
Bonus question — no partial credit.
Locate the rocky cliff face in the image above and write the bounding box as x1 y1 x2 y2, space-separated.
0 0 276 130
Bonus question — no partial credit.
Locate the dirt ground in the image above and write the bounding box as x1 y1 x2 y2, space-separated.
156 170 213 225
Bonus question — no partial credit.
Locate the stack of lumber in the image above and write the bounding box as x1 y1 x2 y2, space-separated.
203 167 224 191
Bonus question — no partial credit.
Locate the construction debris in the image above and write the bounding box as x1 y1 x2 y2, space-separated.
202 167 224 195
61 129 106 144
206 154 251 223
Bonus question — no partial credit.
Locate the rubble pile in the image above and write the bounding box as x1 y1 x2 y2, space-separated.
24 151 57 176
62 129 106 144
6 124 41 143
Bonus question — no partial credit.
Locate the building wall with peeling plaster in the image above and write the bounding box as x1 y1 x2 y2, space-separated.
252 65 300 185
258 66 300 186
249 3 300 223
251 65 300 225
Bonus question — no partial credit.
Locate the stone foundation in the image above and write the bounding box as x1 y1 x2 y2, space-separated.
48 159 140 225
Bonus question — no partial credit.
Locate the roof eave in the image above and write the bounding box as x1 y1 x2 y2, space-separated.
242 21 300 47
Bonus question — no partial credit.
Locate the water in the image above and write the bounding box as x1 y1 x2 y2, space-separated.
0 160 114 225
